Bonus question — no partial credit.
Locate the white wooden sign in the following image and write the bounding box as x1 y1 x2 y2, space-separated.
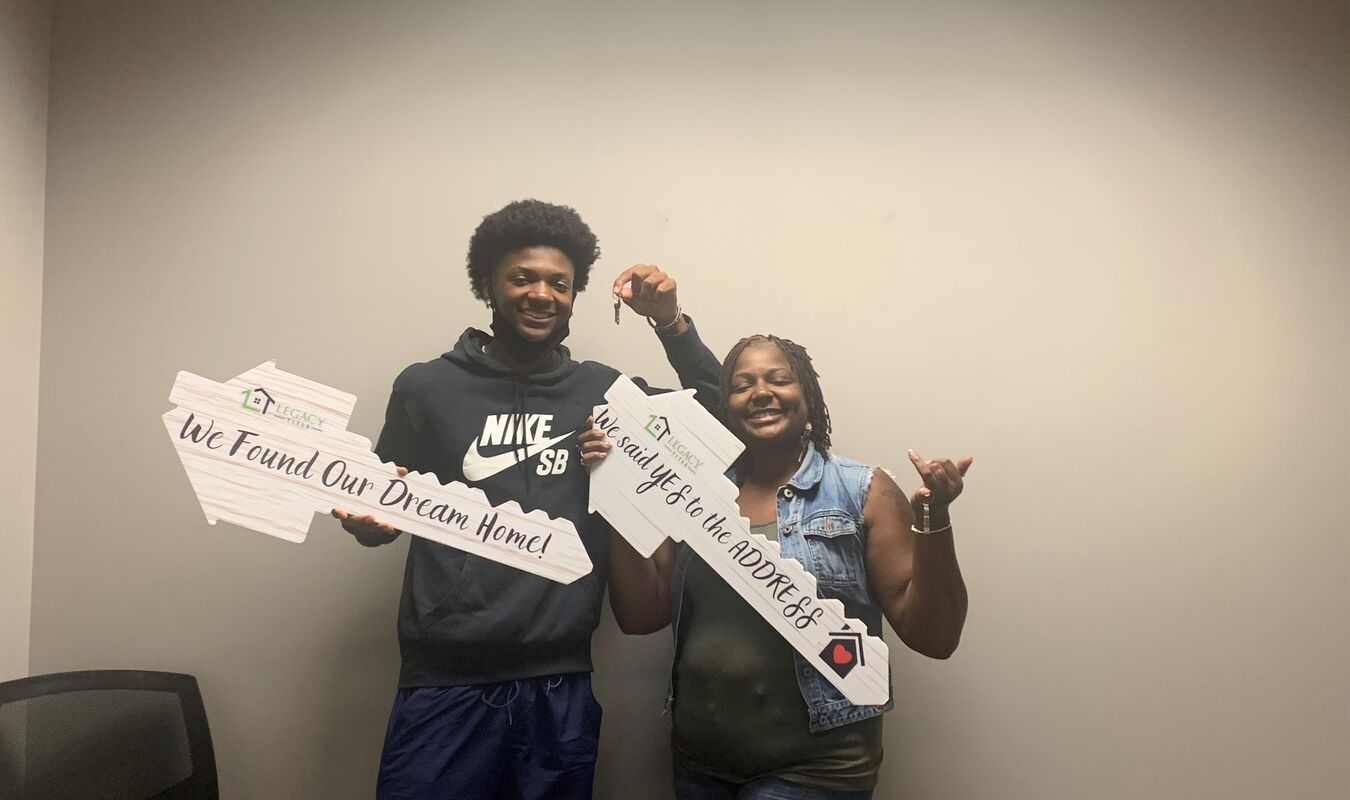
589 377 890 705
162 361 591 584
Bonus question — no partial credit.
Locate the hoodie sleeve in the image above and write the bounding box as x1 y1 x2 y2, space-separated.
353 374 425 547
374 377 423 468
635 314 722 414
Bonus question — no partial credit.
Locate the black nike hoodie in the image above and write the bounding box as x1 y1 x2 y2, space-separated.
367 319 719 686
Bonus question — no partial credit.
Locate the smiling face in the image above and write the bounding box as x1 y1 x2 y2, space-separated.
725 343 811 449
484 246 576 342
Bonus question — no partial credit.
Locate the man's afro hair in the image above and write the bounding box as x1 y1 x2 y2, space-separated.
466 199 601 300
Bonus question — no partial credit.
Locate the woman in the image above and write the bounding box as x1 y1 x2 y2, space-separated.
589 334 972 799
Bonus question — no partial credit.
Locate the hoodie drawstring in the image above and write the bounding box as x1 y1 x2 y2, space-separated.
510 375 532 493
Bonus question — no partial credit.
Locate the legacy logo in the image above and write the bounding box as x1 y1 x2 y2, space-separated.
241 387 275 416
643 414 704 473
819 630 865 678
463 413 574 481
240 387 328 431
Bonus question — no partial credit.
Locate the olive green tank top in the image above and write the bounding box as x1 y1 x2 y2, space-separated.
671 521 882 791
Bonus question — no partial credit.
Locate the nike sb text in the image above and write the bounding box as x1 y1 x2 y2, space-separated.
480 413 553 446
462 413 575 481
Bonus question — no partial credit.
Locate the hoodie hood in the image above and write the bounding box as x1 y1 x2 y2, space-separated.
444 327 580 385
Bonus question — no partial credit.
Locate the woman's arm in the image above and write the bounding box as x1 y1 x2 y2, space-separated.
608 536 678 635
863 453 972 659
578 413 680 634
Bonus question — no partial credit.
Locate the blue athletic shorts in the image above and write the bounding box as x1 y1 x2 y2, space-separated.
375 673 602 800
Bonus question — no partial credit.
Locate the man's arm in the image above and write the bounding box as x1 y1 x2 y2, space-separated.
603 265 719 631
612 264 722 414
333 378 422 546
651 315 721 414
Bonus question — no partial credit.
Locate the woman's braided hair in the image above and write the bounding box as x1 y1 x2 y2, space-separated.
719 334 832 455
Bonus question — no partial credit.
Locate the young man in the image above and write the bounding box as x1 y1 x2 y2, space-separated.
334 199 719 800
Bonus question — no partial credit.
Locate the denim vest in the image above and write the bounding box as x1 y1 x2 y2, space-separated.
668 442 894 733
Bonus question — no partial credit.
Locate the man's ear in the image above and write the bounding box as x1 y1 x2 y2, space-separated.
479 280 494 309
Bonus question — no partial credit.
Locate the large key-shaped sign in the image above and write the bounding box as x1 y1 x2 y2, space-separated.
589 377 889 705
163 361 591 583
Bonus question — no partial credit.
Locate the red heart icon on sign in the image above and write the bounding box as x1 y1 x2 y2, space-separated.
832 643 852 665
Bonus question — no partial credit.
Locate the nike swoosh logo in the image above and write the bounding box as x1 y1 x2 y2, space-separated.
462 431 574 481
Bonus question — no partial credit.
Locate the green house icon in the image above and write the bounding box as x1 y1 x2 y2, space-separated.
241 387 275 416
644 414 670 441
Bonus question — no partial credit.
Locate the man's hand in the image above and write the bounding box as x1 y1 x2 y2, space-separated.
612 263 685 331
332 465 408 536
578 416 613 469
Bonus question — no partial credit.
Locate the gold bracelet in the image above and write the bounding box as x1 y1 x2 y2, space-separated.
912 497 952 535
646 305 683 332
911 523 953 535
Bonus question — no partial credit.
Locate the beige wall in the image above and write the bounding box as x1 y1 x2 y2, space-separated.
29 1 1349 798
0 0 50 682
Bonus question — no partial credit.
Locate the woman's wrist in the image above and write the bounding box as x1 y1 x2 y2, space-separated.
913 499 953 535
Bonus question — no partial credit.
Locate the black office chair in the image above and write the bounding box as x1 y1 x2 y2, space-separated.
0 670 218 800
